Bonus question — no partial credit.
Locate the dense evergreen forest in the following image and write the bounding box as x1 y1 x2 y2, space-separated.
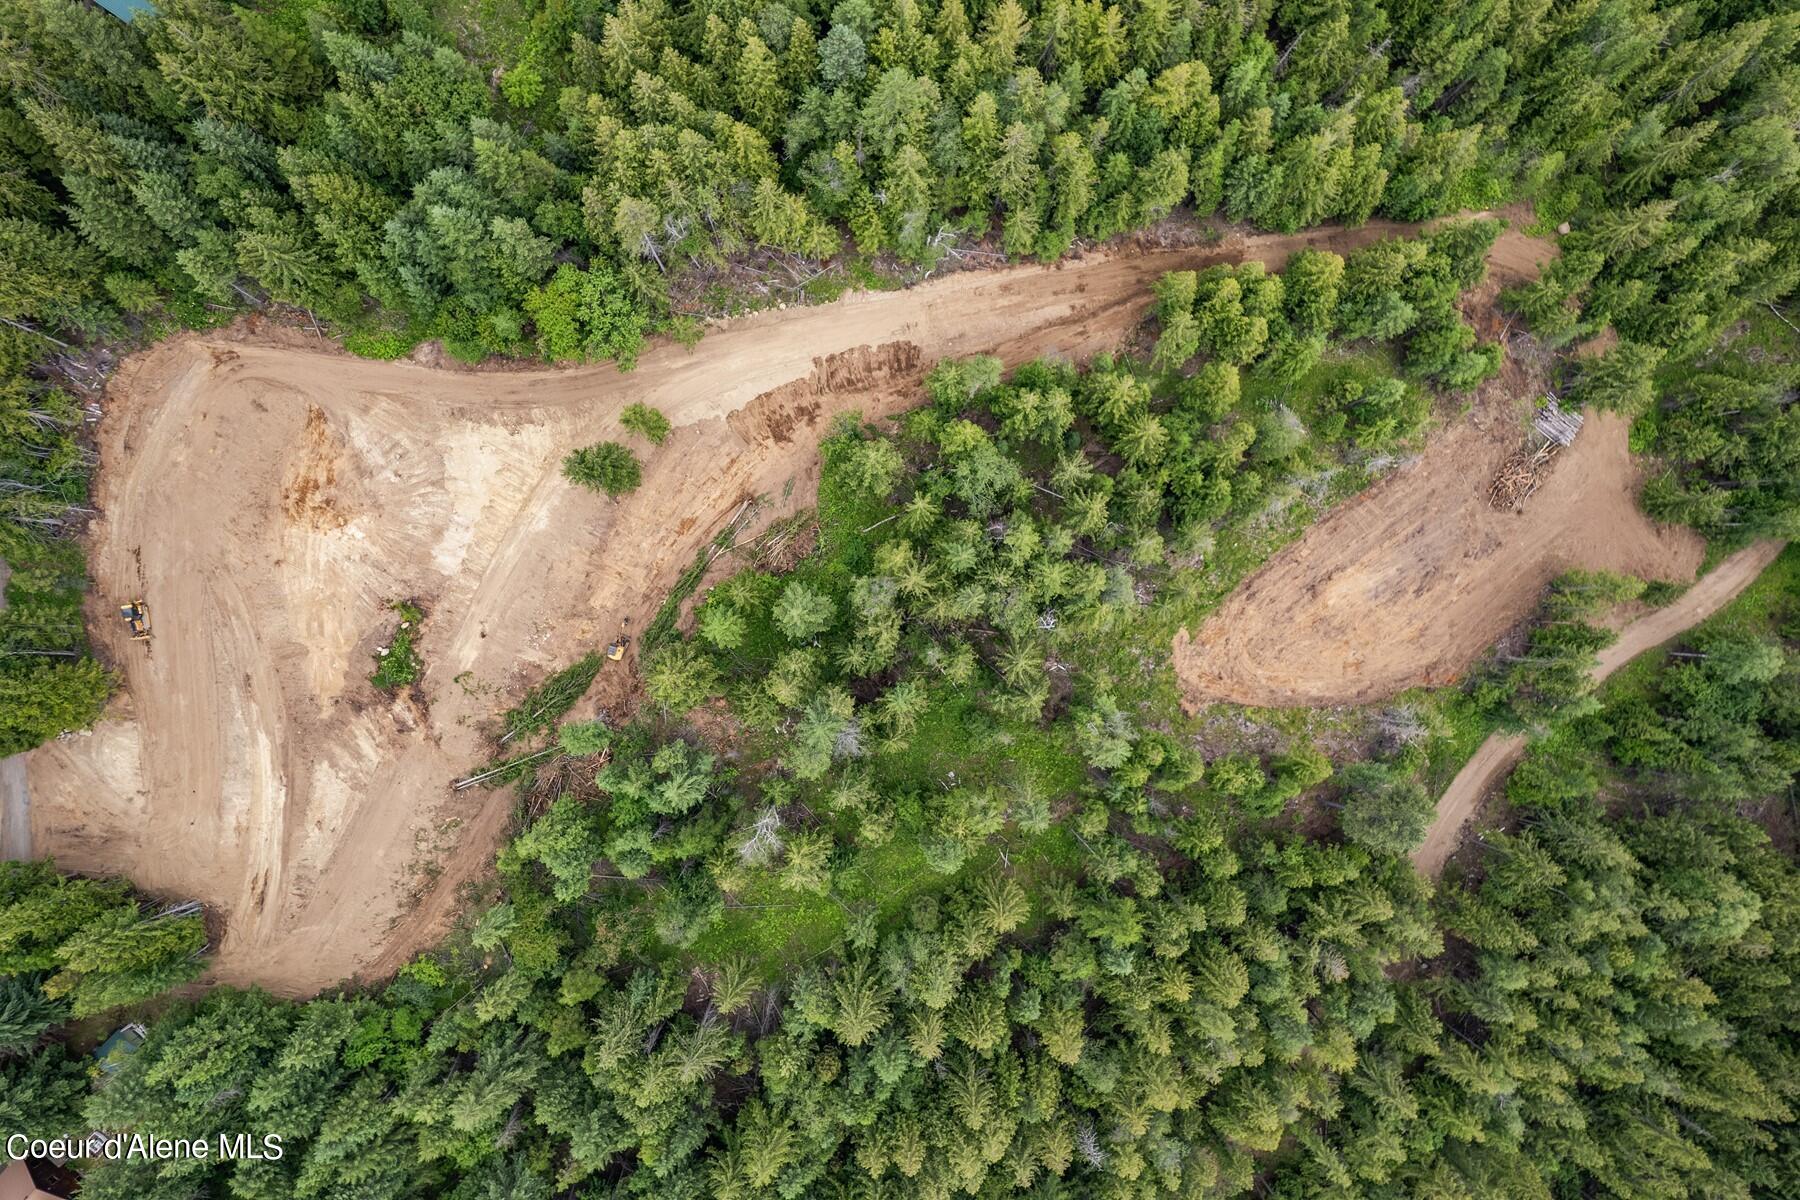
1 0 1799 1195
3 0 1796 361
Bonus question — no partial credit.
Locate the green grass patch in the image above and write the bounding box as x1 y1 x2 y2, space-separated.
370 601 425 690
801 258 908 305
1417 688 1505 798
687 822 1081 971
863 689 1089 800
427 0 536 70
343 325 423 361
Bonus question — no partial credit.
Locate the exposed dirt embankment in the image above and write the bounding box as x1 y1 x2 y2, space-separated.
1173 410 1707 710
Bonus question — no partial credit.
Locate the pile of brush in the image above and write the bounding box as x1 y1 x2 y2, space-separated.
1489 441 1557 510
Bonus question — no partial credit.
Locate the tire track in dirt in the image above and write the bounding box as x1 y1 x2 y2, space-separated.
1413 540 1787 876
28 213 1553 995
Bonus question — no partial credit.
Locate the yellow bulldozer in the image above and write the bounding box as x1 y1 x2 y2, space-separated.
605 617 630 662
119 600 151 642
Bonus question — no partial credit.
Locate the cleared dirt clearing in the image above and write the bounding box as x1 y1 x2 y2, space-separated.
1174 406 1707 709
31 217 1504 995
1413 539 1786 876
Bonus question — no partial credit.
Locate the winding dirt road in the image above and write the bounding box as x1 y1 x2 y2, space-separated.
31 215 1524 995
1412 539 1788 876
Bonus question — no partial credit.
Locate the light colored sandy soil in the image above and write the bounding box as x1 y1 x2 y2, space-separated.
28 216 1497 995
1412 539 1787 876
1173 384 1708 710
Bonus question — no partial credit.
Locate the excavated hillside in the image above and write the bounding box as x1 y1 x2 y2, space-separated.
32 213 1592 994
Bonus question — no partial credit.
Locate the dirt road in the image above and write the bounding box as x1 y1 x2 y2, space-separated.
31 215 1530 994
1412 539 1787 876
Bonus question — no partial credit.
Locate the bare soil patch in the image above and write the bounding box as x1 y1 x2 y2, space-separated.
1174 408 1706 709
30 218 1476 995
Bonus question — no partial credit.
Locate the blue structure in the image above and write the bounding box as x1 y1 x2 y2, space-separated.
93 0 157 21
92 1023 147 1073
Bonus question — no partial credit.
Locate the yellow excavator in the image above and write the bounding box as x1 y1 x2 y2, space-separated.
119 600 151 642
605 617 630 662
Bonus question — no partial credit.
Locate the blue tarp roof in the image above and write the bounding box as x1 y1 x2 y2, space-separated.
94 0 156 21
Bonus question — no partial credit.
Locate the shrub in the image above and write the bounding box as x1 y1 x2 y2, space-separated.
620 403 671 445
557 720 612 757
505 654 604 742
524 264 649 368
343 328 419 360
563 441 642 497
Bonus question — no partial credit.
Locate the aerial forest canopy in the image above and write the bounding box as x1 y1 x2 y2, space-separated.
7 254 1800 1198
0 0 1795 543
18 439 1800 1200
0 0 1796 362
0 0 1799 1197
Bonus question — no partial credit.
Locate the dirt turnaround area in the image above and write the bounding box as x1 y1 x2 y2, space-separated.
35 217 1523 994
